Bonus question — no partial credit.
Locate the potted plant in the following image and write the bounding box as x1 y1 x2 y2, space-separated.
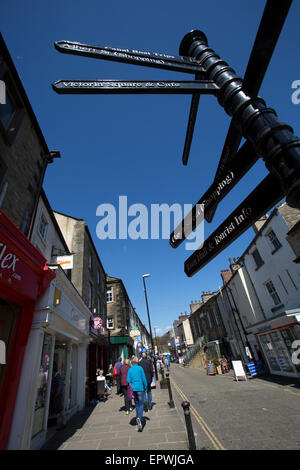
214 359 222 375
159 377 169 389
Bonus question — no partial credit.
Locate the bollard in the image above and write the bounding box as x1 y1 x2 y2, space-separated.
181 401 196 450
166 373 175 408
161 368 165 379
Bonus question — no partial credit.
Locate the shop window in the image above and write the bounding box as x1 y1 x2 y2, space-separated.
266 229 282 253
265 280 281 306
31 334 53 438
252 248 264 270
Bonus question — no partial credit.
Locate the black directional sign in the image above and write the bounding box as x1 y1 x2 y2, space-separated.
170 140 258 248
184 174 284 277
55 40 205 75
53 79 219 95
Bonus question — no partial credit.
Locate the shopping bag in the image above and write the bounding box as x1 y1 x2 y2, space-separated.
127 384 134 400
150 375 156 389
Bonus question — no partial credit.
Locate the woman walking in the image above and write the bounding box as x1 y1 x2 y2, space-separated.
127 355 147 431
118 359 133 414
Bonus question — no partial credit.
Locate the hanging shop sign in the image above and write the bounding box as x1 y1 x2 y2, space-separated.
92 317 103 330
56 255 73 270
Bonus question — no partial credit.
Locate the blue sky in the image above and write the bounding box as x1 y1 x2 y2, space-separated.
1 1 300 336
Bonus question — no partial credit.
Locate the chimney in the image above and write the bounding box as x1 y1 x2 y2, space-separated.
190 299 202 314
252 214 269 234
221 269 232 284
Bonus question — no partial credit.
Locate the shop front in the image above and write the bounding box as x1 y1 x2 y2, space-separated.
7 265 91 450
249 310 300 377
0 210 55 450
87 324 109 405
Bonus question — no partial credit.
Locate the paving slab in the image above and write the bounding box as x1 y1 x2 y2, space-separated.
41 378 190 450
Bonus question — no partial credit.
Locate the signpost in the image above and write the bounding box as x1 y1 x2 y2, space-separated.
53 0 300 278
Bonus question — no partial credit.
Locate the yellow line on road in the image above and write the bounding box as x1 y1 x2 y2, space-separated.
170 377 226 451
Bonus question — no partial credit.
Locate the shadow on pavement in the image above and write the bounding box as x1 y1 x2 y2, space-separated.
250 373 300 389
41 403 98 450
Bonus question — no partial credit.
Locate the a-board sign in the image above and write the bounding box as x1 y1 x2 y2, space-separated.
246 360 266 377
206 360 216 375
232 360 247 381
184 174 284 277
52 79 218 95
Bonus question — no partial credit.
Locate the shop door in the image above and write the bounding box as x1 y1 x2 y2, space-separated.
0 299 19 395
48 342 67 422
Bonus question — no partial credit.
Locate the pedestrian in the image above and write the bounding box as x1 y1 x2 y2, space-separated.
139 352 154 411
96 369 111 392
114 357 123 394
118 359 133 414
106 364 114 387
50 362 66 431
165 356 170 371
127 355 147 432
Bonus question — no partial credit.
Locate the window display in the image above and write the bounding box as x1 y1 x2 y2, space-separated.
31 334 53 438
0 299 19 394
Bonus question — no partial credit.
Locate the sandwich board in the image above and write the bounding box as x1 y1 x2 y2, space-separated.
232 360 248 382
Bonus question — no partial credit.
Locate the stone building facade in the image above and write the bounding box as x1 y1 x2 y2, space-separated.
106 275 150 363
0 33 59 236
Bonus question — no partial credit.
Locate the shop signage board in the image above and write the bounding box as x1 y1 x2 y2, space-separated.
92 317 103 330
184 174 284 277
232 360 248 381
56 255 73 270
206 360 216 375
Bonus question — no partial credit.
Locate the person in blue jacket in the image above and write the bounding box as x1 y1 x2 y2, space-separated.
127 355 147 431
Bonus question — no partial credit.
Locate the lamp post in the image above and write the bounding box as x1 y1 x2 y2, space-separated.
142 274 158 380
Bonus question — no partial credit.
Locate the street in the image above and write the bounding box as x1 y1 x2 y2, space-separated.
170 364 300 450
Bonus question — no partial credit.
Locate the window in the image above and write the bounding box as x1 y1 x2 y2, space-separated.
252 248 264 269
0 88 16 130
266 229 281 252
265 280 281 306
38 214 48 240
106 288 113 303
0 71 25 144
97 269 100 285
88 252 93 271
53 288 61 306
107 318 114 329
88 282 93 309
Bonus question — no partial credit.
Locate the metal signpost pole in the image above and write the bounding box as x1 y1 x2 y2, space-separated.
142 275 158 380
178 30 300 211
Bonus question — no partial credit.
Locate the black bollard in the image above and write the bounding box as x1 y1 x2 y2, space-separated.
161 368 165 379
181 401 196 450
166 373 175 408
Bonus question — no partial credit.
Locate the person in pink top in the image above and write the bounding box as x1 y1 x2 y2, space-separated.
118 358 133 414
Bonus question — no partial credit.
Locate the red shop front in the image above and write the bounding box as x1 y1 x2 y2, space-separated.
0 211 55 450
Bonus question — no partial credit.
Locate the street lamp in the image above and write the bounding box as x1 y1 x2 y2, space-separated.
142 274 158 380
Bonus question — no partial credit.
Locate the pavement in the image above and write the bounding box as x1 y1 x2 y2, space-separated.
41 376 191 451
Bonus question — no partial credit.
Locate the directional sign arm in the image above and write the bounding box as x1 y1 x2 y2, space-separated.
54 40 206 75
52 79 219 95
182 73 204 166
170 140 257 248
184 174 284 277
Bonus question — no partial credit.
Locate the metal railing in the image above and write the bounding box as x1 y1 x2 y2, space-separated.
182 336 204 365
